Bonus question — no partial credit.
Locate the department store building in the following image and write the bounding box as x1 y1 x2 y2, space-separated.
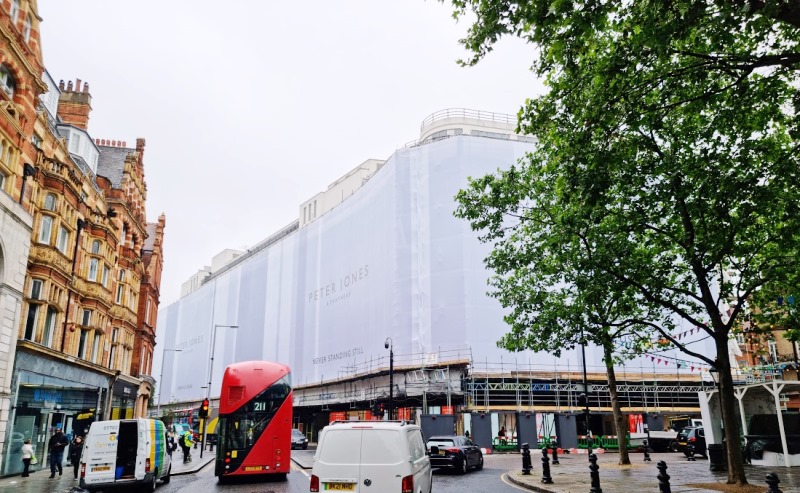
154 109 714 446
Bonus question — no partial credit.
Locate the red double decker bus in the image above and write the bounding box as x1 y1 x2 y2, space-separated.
215 360 292 481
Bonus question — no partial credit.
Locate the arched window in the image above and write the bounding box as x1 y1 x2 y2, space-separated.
24 14 31 42
0 65 16 98
91 240 101 254
43 193 56 211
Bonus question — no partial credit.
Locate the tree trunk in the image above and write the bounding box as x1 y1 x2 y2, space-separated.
603 341 630 465
715 334 748 484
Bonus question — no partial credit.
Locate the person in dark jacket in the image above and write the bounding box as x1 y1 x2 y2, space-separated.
47 430 68 478
180 431 193 463
69 436 84 480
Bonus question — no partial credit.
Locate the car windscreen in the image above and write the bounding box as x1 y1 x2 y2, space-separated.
427 438 456 448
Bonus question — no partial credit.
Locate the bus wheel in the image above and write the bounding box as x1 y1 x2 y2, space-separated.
277 473 288 481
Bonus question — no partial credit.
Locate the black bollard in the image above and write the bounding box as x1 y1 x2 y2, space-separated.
521 442 532 475
766 472 783 493
589 453 603 493
643 439 651 462
551 440 560 465
541 447 553 484
657 461 671 493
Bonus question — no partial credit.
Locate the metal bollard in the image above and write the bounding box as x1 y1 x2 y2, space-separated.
643 439 651 462
589 453 603 493
657 460 671 493
766 472 783 493
521 443 532 475
541 447 553 484
551 441 560 465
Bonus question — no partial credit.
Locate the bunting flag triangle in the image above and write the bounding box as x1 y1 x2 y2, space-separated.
657 358 662 364
691 366 695 371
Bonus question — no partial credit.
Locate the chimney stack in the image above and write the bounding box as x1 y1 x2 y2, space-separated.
57 78 93 130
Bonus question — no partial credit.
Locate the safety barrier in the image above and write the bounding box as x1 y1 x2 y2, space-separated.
577 435 601 449
492 436 518 451
537 435 558 449
599 434 632 450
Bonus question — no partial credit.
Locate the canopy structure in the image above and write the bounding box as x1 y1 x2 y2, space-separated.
700 379 800 467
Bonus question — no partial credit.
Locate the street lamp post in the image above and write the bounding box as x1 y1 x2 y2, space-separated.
385 338 393 420
580 332 592 456
157 348 182 417
201 324 238 458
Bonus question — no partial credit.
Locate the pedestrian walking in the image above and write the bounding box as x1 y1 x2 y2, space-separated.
180 431 193 463
21 439 35 477
166 431 176 457
47 429 68 478
69 435 84 480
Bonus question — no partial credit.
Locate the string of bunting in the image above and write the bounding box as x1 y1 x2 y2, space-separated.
637 351 712 372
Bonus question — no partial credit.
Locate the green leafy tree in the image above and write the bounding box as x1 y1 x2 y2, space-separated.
446 0 800 483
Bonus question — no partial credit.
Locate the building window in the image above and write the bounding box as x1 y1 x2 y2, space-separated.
0 169 7 194
32 133 42 148
116 285 123 304
43 193 56 211
78 329 89 359
91 240 101 254
102 265 110 288
92 332 102 364
109 328 119 369
81 309 92 327
38 215 53 244
118 269 125 282
24 304 39 340
314 200 317 218
57 225 69 254
42 306 57 347
88 258 99 281
10 0 20 23
30 279 43 300
23 14 31 42
0 64 16 98
145 298 151 325
69 132 80 153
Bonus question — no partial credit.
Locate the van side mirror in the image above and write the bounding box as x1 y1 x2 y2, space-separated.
428 446 439 456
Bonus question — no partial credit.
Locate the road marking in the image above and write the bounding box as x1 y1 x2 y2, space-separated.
501 472 532 491
291 462 310 477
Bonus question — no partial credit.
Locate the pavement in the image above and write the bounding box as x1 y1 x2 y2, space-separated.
0 450 213 492
505 451 800 493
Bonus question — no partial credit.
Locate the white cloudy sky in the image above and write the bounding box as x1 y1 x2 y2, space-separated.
39 1 544 303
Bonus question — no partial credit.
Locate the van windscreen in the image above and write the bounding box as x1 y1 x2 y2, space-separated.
360 430 404 464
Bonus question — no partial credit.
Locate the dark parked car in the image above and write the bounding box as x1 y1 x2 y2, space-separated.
676 426 707 457
426 435 483 474
291 428 309 450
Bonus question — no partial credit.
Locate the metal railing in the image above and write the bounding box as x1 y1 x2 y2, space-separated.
420 108 517 131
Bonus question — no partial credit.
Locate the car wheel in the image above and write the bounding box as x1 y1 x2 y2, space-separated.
303 443 308 450
669 441 679 453
460 458 468 474
162 465 171 484
476 454 484 470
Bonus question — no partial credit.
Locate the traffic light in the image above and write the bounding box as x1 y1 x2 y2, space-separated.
199 398 210 419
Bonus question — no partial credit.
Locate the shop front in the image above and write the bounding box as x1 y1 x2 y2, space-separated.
110 379 139 420
2 348 111 476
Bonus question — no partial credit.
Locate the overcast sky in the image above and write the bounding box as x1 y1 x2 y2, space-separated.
39 1 544 304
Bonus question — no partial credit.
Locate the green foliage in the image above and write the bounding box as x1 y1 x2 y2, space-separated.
448 0 799 481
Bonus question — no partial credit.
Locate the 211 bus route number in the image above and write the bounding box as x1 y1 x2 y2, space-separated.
254 402 266 411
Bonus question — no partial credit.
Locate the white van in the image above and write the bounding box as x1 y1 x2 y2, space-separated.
80 418 172 492
311 420 432 493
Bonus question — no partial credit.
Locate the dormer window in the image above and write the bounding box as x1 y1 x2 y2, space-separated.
0 65 16 98
24 14 31 42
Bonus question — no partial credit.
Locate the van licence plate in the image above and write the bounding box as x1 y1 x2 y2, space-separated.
324 483 355 491
92 466 111 472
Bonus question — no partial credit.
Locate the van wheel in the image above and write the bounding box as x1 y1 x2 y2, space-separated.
162 465 171 484
460 458 468 474
147 471 157 492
